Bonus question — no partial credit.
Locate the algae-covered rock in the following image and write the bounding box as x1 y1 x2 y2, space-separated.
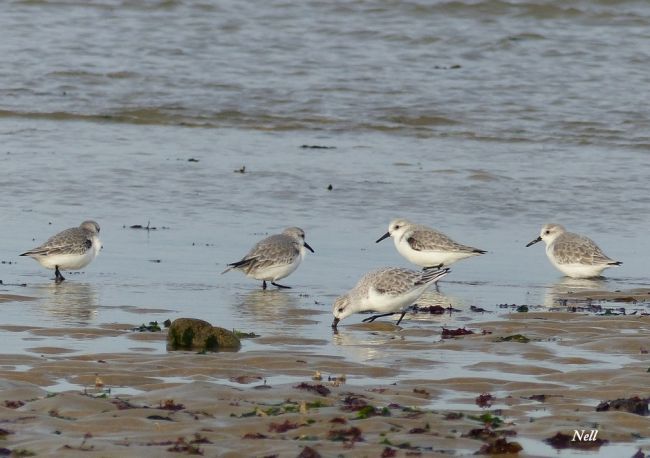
167 318 241 351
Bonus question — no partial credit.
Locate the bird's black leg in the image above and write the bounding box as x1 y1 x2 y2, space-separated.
395 309 409 326
361 311 398 323
262 280 267 290
55 266 65 283
271 282 291 289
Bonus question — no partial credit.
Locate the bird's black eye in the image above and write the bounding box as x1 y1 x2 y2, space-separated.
394 225 400 230
337 307 344 313
545 230 550 234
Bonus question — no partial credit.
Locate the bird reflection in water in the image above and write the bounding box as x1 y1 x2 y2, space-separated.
545 277 606 308
37 282 99 324
332 326 404 362
410 289 464 318
235 289 318 329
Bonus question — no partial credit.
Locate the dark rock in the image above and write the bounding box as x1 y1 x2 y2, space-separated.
596 396 649 416
477 438 523 454
442 327 474 338
544 431 607 449
167 318 241 351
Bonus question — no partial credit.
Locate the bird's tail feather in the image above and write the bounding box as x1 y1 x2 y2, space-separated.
19 250 40 257
221 257 257 275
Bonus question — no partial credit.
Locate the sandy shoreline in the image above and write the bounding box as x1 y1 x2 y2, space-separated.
0 304 649 457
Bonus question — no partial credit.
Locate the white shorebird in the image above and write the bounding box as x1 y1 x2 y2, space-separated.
222 227 314 289
376 218 486 268
20 220 102 283
331 266 450 329
526 223 622 278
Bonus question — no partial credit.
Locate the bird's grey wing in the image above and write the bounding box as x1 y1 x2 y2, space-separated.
233 234 298 273
370 268 419 296
407 229 481 253
22 228 91 256
552 234 614 264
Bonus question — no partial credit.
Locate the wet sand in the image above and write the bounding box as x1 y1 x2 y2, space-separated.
1 306 649 457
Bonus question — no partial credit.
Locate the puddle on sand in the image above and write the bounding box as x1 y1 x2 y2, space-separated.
516 437 650 458
44 378 144 397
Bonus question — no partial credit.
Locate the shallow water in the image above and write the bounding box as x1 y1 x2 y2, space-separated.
1 1 650 454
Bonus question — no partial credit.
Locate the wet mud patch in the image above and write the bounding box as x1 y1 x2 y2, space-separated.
26 347 76 355
107 305 176 315
554 288 650 304
127 332 168 342
0 325 41 332
0 294 36 303
254 336 328 346
29 328 126 339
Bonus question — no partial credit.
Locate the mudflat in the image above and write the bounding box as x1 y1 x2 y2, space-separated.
1 310 649 457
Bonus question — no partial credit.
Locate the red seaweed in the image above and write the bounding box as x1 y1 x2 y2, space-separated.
441 327 474 338
294 383 331 396
475 393 495 408
268 420 300 433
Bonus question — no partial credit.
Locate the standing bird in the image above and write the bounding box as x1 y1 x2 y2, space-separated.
526 223 621 278
376 218 486 268
222 227 314 289
331 266 450 329
20 220 102 283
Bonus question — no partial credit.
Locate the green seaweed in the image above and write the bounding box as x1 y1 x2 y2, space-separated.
354 405 390 419
497 334 530 343
307 400 326 409
133 321 162 332
469 412 504 428
233 330 260 338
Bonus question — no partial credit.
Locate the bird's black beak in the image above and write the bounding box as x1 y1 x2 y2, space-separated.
304 242 314 253
331 317 340 329
375 232 390 243
526 236 542 247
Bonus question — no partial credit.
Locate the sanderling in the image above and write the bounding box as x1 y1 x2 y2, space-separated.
376 218 486 268
222 227 314 289
20 220 102 283
331 266 450 328
526 223 622 278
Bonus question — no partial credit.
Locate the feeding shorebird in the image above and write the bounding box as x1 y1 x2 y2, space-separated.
526 223 621 278
331 266 450 329
222 227 314 289
20 220 102 283
376 218 486 268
